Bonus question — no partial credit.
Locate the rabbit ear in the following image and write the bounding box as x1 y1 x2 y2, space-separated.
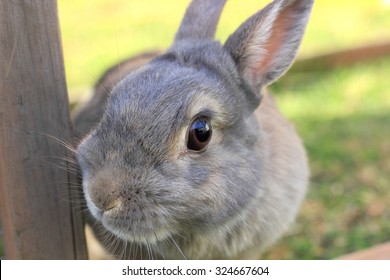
174 0 227 42
224 0 314 90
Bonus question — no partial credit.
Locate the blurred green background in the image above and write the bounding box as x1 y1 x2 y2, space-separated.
55 0 390 259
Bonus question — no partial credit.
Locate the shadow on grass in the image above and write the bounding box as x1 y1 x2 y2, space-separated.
264 111 390 259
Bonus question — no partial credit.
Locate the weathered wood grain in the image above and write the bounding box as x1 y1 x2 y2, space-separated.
0 0 87 259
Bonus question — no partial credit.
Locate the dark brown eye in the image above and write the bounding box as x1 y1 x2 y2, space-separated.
187 118 212 151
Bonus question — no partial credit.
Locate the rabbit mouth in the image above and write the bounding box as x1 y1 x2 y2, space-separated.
84 187 178 245
100 208 174 245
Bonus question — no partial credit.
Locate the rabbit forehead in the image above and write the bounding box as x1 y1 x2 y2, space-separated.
108 52 241 126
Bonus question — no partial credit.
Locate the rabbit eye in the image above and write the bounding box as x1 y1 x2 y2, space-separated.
187 118 212 152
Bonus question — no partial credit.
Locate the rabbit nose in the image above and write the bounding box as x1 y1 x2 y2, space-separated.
89 189 120 212
102 198 120 212
86 173 122 212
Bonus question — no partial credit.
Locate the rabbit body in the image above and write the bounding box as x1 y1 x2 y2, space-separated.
75 0 314 259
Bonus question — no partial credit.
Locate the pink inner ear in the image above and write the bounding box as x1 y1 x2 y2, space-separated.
254 3 297 80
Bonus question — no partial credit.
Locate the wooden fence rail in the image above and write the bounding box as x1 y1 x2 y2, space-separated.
0 0 87 259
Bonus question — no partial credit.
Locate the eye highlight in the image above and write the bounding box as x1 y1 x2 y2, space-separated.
187 118 212 152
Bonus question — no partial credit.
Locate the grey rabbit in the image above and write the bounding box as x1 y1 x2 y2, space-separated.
74 0 314 259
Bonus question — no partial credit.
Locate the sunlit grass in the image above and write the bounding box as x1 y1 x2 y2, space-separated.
273 57 390 119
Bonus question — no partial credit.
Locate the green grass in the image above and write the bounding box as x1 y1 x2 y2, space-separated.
1 0 384 259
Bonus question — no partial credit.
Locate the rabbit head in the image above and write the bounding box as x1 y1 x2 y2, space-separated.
77 0 314 259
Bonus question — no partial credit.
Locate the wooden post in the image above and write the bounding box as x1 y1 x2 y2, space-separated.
0 1 87 259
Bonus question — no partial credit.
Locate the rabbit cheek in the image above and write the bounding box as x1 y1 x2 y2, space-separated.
185 165 210 187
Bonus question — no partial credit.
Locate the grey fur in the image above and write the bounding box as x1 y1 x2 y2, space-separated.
174 0 227 42
75 0 314 259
